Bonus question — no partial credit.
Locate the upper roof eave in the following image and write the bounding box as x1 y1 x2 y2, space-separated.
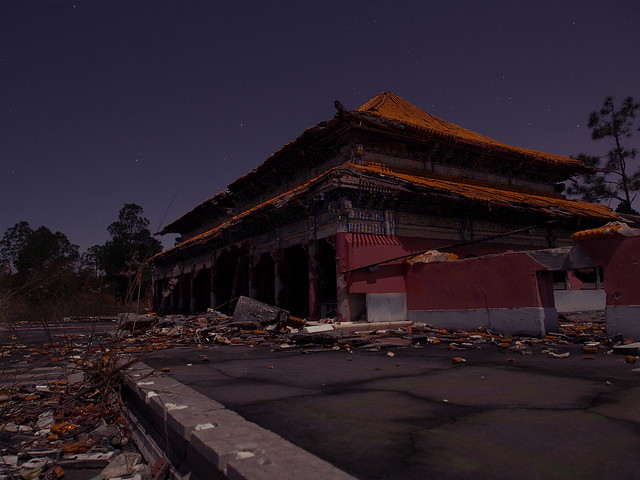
159 91 588 235
353 92 584 169
150 162 617 264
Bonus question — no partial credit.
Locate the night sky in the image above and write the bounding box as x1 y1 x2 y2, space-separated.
2 0 639 252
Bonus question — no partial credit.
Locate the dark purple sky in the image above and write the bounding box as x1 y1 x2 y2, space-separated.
2 0 639 251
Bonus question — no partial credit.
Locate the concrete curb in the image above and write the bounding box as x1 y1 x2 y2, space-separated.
124 362 356 480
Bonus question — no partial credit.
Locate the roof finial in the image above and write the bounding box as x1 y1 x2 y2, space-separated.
334 100 346 114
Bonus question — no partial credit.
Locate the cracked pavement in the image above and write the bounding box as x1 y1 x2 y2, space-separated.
140 342 640 480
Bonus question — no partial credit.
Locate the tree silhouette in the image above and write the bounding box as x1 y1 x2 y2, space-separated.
567 96 640 214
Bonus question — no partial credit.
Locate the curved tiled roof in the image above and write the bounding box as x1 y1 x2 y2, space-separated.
355 92 582 167
151 162 616 262
355 162 616 220
159 92 586 236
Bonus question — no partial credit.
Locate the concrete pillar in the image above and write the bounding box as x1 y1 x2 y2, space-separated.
335 232 350 322
308 240 320 321
178 267 186 311
248 254 259 299
169 274 176 311
231 251 245 300
272 249 284 308
210 259 218 311
189 265 197 313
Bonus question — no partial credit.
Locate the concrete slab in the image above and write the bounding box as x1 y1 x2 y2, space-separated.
607 305 640 339
124 362 356 480
416 409 640 479
133 344 640 480
613 342 640 355
227 440 355 480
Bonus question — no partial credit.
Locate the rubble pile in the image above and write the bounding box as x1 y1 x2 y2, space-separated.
2 302 636 478
0 334 151 480
119 300 634 363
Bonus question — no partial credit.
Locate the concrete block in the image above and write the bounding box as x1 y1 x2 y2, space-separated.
488 307 556 337
408 308 490 331
408 307 555 337
554 290 605 313
301 324 334 333
334 321 412 332
165 401 227 439
191 418 283 473
226 440 356 480
613 342 640 355
607 305 640 340
366 293 407 322
233 296 289 324
145 386 226 433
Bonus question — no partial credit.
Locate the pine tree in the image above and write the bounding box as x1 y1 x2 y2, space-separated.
568 96 640 214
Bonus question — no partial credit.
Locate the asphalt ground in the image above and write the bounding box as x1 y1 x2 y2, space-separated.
140 342 640 480
0 319 116 349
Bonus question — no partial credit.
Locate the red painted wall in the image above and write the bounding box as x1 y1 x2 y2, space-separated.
405 252 551 310
576 236 640 306
341 233 531 294
349 265 406 293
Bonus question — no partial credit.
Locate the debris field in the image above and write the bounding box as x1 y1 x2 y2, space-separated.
1 298 638 479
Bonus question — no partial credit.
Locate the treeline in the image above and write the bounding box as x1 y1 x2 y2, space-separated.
0 203 162 323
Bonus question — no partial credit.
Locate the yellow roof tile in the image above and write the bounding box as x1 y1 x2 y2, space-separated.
152 162 616 262
354 162 617 219
356 92 582 167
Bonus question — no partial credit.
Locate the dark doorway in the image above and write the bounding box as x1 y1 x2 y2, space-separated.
214 249 239 314
255 253 275 305
282 245 309 317
318 238 337 315
194 267 211 312
180 271 191 313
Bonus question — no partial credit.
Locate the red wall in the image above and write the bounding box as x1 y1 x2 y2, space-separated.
405 252 551 310
576 236 640 306
341 233 532 294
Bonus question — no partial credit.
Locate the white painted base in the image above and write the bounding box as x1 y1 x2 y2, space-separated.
407 307 558 338
366 293 407 323
606 305 640 340
554 290 605 313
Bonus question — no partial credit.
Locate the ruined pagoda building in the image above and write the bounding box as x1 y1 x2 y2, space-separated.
150 92 619 329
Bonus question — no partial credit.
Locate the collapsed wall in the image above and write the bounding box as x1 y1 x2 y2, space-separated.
572 222 640 339
401 222 640 339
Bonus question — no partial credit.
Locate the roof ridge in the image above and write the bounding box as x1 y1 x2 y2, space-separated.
354 92 580 166
355 91 492 143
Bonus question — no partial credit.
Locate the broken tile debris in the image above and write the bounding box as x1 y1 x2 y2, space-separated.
0 324 154 480
104 301 636 365
1 300 637 479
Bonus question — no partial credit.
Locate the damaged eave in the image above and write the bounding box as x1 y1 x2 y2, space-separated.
150 167 342 263
150 158 617 265
226 119 350 193
157 119 350 237
158 190 235 235
350 162 619 222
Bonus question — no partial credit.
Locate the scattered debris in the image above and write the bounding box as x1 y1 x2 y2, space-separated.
100 452 147 479
405 250 458 265
548 352 571 359
232 296 289 326
2 305 635 479
0 317 154 479
613 342 640 356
